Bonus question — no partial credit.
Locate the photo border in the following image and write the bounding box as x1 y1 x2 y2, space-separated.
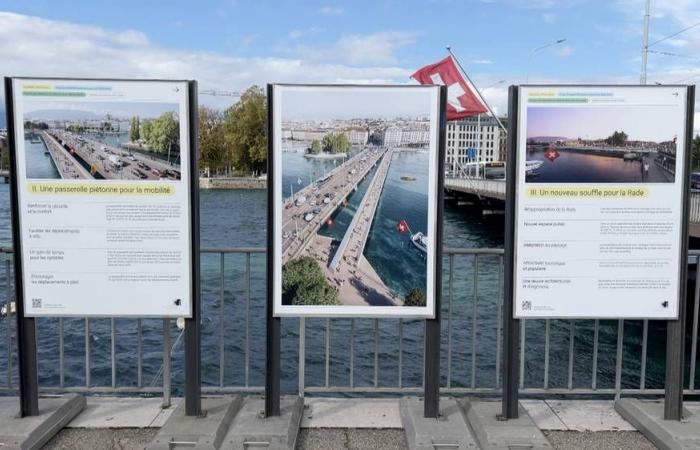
268 83 445 318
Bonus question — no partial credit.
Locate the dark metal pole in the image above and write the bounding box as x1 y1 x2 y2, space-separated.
501 85 520 420
5 77 40 417
664 85 694 421
184 80 202 417
424 85 447 418
265 84 281 417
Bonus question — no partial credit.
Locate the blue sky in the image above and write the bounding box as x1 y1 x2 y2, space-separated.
0 0 699 121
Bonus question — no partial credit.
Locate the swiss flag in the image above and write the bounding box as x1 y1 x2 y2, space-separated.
396 219 410 234
411 55 488 120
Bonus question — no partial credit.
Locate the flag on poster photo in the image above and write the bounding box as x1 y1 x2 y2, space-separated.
411 55 488 120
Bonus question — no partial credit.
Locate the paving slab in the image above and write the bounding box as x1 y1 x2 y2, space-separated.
615 398 700 450
521 400 568 431
147 395 242 450
400 397 478 450
296 428 409 450
0 394 86 450
222 395 304 449
544 430 656 450
67 397 177 428
43 427 159 450
301 398 401 428
459 398 552 450
547 400 635 431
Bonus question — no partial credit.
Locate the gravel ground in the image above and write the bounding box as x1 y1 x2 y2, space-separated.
42 428 158 450
296 429 408 450
544 431 658 450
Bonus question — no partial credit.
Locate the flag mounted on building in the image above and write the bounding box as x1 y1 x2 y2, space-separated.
411 55 488 120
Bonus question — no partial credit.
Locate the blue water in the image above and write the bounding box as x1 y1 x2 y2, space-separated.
0 179 684 394
526 148 646 183
25 137 60 179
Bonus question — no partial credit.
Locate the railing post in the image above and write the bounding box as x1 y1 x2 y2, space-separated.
502 85 520 419
163 318 171 408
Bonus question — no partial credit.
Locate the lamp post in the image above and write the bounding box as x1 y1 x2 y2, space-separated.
526 38 567 84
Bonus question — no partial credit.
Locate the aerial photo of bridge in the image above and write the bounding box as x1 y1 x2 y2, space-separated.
277 85 437 310
22 100 182 181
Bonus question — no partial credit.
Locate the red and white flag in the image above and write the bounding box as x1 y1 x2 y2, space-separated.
396 219 410 234
411 55 488 120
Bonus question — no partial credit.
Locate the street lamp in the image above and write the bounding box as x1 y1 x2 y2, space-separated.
526 38 567 84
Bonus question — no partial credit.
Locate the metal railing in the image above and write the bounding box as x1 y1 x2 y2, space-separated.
690 191 700 223
0 246 699 399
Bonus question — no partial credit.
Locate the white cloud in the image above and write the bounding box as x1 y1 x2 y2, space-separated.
289 31 417 66
471 59 493 65
319 6 344 16
0 13 412 109
288 26 323 40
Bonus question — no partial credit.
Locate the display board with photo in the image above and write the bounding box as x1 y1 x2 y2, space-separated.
270 84 444 317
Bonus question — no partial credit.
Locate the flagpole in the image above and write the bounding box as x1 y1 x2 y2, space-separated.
446 46 507 133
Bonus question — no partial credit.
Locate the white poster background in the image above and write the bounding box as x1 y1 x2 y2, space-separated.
514 85 688 319
11 78 192 317
272 84 441 318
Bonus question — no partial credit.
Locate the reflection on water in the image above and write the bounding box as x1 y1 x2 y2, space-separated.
526 149 644 183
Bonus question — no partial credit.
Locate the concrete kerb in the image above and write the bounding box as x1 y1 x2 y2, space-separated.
458 398 552 450
0 394 86 450
222 395 304 450
147 395 242 450
615 398 700 450
400 396 478 449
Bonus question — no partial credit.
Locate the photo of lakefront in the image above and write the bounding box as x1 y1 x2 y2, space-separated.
524 106 678 183
276 86 438 313
23 100 182 181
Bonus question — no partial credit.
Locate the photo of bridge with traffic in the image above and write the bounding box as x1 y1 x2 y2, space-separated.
22 100 182 181
278 86 436 309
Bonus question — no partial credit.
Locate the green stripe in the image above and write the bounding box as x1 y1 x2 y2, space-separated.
23 91 86 97
528 97 588 103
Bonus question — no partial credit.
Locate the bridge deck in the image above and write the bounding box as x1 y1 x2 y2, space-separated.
41 132 92 179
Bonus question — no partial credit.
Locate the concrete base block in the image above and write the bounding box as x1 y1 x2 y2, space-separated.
459 399 551 450
222 395 303 449
147 396 242 450
399 397 478 450
615 398 700 450
0 394 86 450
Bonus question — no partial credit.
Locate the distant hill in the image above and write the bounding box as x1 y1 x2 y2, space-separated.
24 109 102 121
527 136 569 143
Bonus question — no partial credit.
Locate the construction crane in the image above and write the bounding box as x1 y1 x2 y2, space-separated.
199 89 241 97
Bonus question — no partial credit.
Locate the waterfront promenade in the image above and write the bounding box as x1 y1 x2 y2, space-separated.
41 132 91 179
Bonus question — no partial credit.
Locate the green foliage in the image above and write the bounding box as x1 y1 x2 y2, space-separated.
321 132 350 153
282 256 339 306
25 121 49 131
404 288 426 307
307 139 322 154
605 130 628 147
198 107 227 171
143 112 180 158
693 134 700 170
140 120 152 142
129 116 140 141
65 123 84 133
223 85 267 175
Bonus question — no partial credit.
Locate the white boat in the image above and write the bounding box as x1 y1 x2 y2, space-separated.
525 160 543 174
411 232 428 254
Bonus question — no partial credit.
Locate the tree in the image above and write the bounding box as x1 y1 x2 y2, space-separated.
693 134 700 170
282 256 339 306
307 139 322 154
198 107 227 173
605 130 628 147
129 116 140 141
140 120 152 142
223 85 267 175
145 112 180 161
322 132 350 153
404 288 426 307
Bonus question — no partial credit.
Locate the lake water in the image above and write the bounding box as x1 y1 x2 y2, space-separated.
0 149 680 394
25 137 60 179
526 148 645 183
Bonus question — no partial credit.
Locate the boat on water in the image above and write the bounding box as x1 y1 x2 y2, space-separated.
400 176 416 181
525 160 543 174
623 152 641 161
411 232 428 254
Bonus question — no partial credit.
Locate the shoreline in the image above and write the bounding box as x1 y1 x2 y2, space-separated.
303 152 347 159
199 176 266 189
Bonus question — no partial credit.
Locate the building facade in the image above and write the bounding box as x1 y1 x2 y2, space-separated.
445 115 507 175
